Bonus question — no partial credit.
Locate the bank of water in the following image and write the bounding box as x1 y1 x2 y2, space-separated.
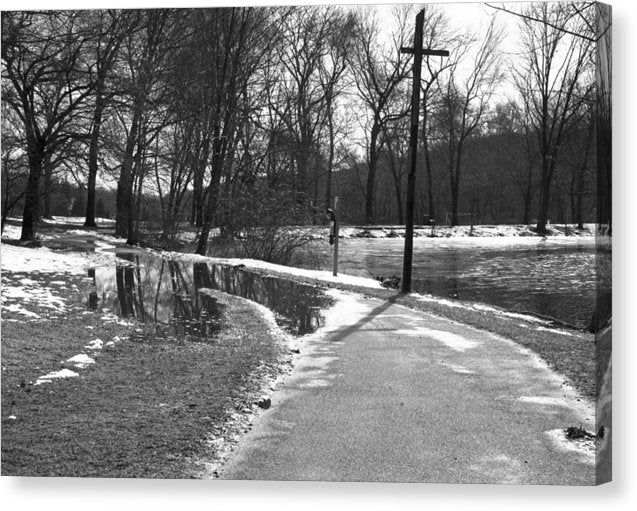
310 236 609 330
87 250 333 340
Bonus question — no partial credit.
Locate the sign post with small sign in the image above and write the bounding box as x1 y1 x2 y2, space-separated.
327 197 339 277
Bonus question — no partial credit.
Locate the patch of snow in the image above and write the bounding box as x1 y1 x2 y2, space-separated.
545 429 595 464
321 289 372 334
40 215 115 227
1 243 89 274
2 303 41 318
84 339 104 350
415 294 467 309
66 353 96 369
170 252 383 290
2 275 69 316
413 293 555 327
335 223 595 239
35 368 79 385
470 303 549 324
1 223 22 239
535 326 574 336
105 335 125 348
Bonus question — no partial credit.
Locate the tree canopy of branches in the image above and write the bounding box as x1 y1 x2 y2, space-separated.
2 11 97 241
350 6 412 225
433 16 503 226
1 4 608 254
514 2 594 235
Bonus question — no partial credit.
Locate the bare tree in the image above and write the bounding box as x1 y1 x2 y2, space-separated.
434 17 503 227
350 6 412 225
193 7 283 256
418 6 457 224
265 6 352 213
83 10 130 227
2 11 96 241
113 9 176 243
507 2 596 234
317 11 356 213
1 103 28 231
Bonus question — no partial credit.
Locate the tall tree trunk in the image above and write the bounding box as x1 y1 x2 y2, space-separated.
386 142 404 225
421 97 436 223
192 136 210 227
423 129 435 222
128 142 145 245
85 82 106 227
450 176 459 226
116 109 141 239
365 122 381 225
535 159 553 234
20 138 45 241
42 156 53 219
392 174 404 225
192 171 204 226
196 137 225 256
576 171 585 229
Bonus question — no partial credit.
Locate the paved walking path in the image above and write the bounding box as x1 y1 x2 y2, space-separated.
220 291 596 484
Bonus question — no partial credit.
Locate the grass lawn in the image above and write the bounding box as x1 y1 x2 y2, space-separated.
1 270 289 478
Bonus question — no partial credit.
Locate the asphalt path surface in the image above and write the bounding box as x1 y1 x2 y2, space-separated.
220 290 596 485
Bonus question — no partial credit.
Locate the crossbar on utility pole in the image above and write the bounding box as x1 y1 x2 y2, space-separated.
400 9 448 294
400 47 450 58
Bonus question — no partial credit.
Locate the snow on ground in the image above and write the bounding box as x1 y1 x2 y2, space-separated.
66 353 96 369
1 223 22 240
84 339 104 350
1 250 82 319
34 368 80 386
414 292 559 327
2 216 126 247
1 220 126 319
1 243 94 318
40 216 115 228
1 243 93 275
171 251 384 290
303 223 596 240
2 303 41 318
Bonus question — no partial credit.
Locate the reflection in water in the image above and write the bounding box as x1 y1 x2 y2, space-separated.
203 264 332 335
329 237 605 329
98 254 224 340
92 253 331 339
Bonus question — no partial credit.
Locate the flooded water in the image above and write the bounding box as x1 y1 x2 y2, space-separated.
88 251 331 339
67 231 608 331
325 236 609 329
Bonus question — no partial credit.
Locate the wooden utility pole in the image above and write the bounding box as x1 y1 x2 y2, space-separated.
332 196 339 277
400 9 448 293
